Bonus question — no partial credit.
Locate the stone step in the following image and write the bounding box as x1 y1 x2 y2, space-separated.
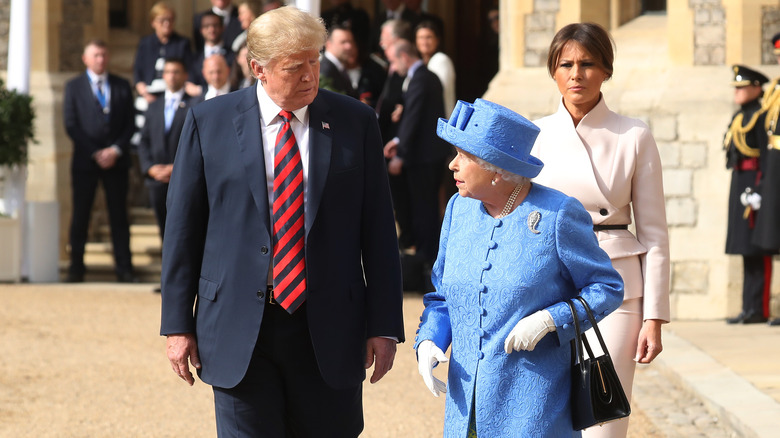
83 242 161 266
129 207 158 226
59 261 161 283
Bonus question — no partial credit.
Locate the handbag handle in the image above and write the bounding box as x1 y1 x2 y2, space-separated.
567 296 613 371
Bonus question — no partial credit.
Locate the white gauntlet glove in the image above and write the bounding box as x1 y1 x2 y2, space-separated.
504 310 556 353
740 190 762 210
416 340 448 397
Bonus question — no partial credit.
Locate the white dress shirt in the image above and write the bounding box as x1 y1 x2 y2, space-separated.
255 83 311 218
204 82 231 100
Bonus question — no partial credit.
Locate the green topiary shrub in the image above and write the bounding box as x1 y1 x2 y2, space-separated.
0 78 36 166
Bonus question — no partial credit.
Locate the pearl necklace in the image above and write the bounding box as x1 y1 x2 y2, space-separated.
498 183 524 218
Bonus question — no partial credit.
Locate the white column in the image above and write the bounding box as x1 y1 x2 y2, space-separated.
7 0 31 93
6 0 32 280
291 0 321 18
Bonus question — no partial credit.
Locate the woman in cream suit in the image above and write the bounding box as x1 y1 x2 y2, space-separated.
531 23 670 438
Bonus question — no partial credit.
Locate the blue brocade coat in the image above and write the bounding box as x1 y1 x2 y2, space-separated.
414 184 624 437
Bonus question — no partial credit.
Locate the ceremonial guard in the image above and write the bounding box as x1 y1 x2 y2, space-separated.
724 65 777 324
751 37 780 326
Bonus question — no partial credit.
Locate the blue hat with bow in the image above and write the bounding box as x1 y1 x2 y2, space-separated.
436 98 544 178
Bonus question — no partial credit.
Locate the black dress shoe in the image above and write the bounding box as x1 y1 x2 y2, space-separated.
768 318 780 326
152 286 161 293
727 312 767 324
117 272 140 283
65 273 84 283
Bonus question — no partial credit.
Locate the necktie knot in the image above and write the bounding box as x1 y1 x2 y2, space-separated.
279 110 294 124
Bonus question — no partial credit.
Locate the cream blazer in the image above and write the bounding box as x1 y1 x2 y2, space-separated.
532 97 671 322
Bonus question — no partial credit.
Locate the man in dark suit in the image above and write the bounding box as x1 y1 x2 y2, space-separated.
63 40 136 283
319 24 358 98
383 39 448 288
374 19 414 253
137 58 200 243
189 11 235 89
162 6 404 436
321 0 371 52
370 0 418 55
192 0 243 54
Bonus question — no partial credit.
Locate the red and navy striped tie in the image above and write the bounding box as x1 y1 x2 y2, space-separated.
272 110 306 313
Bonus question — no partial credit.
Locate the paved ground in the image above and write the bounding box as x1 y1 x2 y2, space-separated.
0 283 774 437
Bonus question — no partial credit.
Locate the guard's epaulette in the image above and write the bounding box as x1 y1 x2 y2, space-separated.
763 77 780 132
723 105 764 157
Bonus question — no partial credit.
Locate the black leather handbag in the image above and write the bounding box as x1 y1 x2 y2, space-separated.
567 296 631 430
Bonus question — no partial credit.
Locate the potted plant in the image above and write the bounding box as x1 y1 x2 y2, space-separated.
0 78 35 281
0 78 35 169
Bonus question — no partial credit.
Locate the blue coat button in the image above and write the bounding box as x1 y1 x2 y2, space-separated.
482 261 491 270
488 240 497 249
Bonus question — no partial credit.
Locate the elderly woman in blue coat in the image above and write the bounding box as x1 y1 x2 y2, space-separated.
415 98 624 437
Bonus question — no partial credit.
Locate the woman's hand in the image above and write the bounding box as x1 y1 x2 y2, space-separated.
504 310 556 353
416 340 448 397
634 319 663 363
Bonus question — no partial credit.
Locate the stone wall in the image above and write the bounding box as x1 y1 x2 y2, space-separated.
0 0 9 71
691 0 725 65
60 0 93 72
524 0 558 67
762 5 780 65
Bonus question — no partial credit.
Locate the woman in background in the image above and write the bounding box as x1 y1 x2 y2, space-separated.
415 20 456 115
531 22 670 438
133 1 193 104
229 42 256 91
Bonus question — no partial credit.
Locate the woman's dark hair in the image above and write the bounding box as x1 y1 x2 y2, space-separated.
546 22 615 80
416 19 443 42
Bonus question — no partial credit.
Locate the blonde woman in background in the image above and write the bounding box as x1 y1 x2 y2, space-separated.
531 22 670 437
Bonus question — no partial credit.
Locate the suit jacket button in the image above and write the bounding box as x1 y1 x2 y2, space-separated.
257 290 265 299
261 246 269 255
599 208 608 216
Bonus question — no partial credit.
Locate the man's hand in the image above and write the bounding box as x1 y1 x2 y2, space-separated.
149 164 173 183
364 337 397 384
166 333 201 386
94 147 119 169
387 156 403 176
383 139 398 159
391 104 404 123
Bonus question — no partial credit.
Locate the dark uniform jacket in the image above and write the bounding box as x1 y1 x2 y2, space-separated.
724 97 777 255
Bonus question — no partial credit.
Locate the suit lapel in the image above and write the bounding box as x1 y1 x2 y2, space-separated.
233 86 271 233
306 94 333 238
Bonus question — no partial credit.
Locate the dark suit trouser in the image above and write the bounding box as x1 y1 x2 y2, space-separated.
212 303 363 438
404 163 443 265
742 255 773 318
388 169 412 249
69 166 132 275
147 183 168 242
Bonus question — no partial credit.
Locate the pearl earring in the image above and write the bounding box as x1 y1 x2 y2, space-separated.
491 180 497 186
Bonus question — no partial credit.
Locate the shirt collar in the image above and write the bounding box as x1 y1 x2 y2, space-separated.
165 88 185 102
323 51 345 72
86 69 108 84
212 5 232 17
407 59 423 79
256 82 309 127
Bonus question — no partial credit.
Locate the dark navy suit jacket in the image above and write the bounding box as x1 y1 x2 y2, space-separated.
160 85 404 390
137 93 201 186
63 72 135 172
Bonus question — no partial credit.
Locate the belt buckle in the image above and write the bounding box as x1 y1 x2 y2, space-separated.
267 285 277 305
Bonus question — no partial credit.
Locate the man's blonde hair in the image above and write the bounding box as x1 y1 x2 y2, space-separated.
247 6 327 67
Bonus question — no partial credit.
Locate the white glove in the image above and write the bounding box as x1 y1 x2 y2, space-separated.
416 340 448 397
504 310 556 353
749 192 762 210
740 190 762 210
